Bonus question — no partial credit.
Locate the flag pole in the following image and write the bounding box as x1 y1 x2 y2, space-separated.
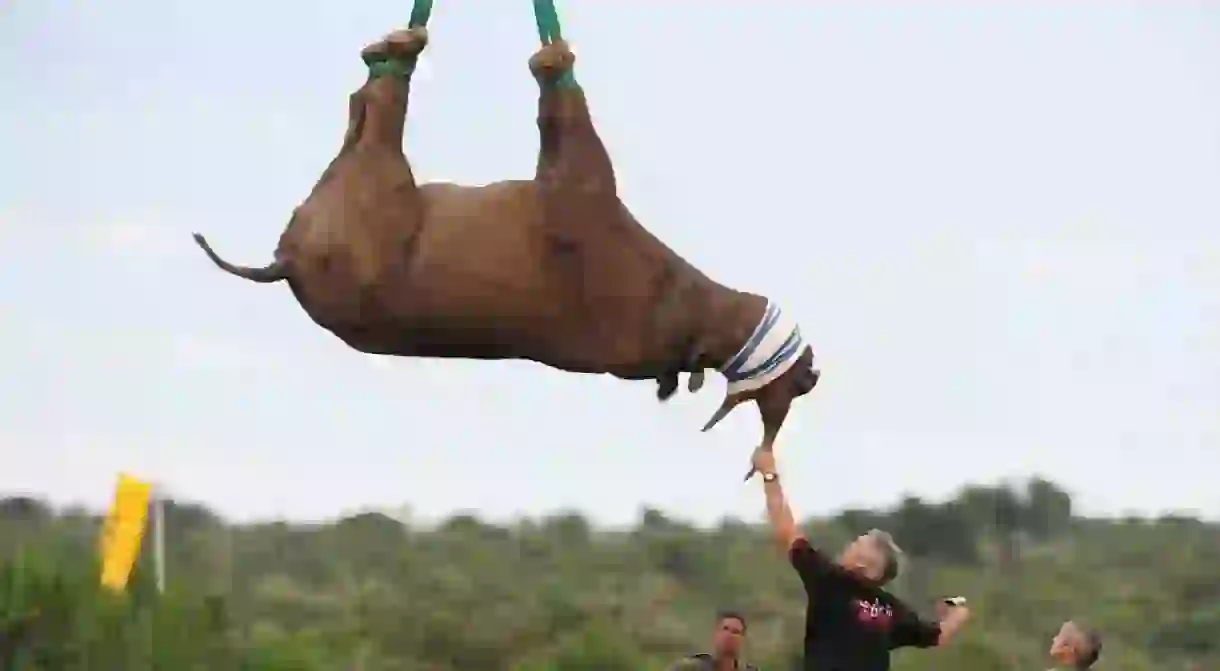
152 484 166 594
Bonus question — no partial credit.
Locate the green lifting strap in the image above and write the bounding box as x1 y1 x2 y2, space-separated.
533 0 561 44
532 0 577 88
368 58 415 79
367 0 433 78
409 0 434 28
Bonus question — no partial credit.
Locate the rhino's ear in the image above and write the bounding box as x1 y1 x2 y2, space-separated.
687 370 706 393
657 373 680 401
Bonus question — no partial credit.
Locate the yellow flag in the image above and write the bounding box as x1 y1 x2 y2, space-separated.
99 473 153 592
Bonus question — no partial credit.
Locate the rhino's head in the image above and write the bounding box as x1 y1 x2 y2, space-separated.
700 297 821 479
701 345 820 444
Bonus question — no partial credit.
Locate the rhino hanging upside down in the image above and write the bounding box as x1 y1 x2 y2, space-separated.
193 28 821 464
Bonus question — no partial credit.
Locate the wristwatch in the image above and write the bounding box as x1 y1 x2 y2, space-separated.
761 472 779 483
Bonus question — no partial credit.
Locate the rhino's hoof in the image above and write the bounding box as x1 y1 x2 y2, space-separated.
362 27 429 65
529 40 575 81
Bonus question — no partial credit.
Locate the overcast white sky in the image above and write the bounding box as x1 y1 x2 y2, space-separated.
2 0 1217 524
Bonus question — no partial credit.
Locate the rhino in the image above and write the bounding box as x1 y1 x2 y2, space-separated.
192 26 821 474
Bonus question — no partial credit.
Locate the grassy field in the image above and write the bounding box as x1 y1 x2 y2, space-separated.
0 479 1215 670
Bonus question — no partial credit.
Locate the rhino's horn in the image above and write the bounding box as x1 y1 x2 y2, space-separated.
701 394 743 432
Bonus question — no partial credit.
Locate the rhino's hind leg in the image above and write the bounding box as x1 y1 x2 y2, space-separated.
342 27 430 154
531 41 616 197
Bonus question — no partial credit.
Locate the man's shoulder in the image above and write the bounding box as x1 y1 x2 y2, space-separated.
789 538 856 583
789 537 831 567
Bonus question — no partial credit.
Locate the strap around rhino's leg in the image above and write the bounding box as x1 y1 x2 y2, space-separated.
533 0 576 88
364 0 432 81
354 8 431 151
367 58 416 80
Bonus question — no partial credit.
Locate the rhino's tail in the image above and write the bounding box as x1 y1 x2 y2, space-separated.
191 233 288 284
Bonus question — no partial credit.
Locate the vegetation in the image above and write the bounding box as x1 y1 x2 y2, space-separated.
0 480 1215 670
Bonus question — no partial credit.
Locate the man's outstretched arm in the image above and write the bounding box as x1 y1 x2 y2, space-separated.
892 598 972 649
752 448 837 589
756 451 802 551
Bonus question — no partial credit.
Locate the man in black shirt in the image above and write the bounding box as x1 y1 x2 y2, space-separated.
751 448 971 670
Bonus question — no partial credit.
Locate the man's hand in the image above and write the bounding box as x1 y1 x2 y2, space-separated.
751 446 778 476
935 596 967 618
934 596 971 646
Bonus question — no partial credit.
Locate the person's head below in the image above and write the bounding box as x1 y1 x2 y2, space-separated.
1050 620 1102 669
711 610 747 659
837 528 902 585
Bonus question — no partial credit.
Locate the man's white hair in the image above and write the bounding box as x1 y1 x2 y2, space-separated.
866 528 903 556
865 528 904 582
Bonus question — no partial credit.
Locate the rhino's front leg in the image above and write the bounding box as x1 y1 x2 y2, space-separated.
531 40 616 198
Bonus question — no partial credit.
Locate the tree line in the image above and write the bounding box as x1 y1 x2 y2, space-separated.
0 478 1215 670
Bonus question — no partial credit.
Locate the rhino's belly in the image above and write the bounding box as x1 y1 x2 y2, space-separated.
365 181 674 373
405 180 556 322
359 180 563 358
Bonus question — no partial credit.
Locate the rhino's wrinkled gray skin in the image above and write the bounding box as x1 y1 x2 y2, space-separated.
193 29 820 457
